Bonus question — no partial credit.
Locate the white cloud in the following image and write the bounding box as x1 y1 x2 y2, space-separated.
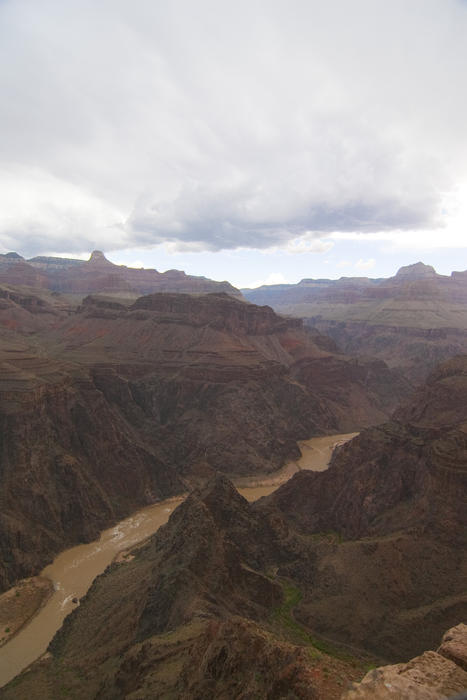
245 272 291 288
355 258 376 270
330 183 467 251
285 235 335 254
0 166 126 255
0 1 466 255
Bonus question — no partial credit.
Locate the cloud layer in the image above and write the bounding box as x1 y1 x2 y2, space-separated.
1 0 466 255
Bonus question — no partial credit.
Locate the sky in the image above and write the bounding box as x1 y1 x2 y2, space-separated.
0 0 467 288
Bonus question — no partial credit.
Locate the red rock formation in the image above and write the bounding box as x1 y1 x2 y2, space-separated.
3 401 466 696
0 250 241 297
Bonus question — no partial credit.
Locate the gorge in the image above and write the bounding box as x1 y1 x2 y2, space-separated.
0 257 465 699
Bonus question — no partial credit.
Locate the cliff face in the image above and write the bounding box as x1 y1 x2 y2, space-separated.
264 355 467 658
269 354 467 542
0 364 184 591
0 290 409 591
0 250 241 297
243 262 467 382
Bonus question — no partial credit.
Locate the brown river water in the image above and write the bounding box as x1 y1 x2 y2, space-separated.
0 432 356 688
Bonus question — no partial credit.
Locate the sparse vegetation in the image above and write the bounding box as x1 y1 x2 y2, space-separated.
270 580 354 661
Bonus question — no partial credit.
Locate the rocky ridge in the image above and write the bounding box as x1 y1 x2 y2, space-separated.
0 477 371 699
0 250 241 297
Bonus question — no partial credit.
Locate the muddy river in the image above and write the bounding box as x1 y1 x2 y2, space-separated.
0 432 356 688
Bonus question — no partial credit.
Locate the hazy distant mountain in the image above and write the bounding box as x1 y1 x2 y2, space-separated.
0 250 241 298
243 262 467 382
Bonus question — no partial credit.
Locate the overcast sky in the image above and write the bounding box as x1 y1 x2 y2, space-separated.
1 0 467 286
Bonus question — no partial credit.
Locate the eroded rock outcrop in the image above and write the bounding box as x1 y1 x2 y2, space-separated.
343 625 467 699
438 624 467 672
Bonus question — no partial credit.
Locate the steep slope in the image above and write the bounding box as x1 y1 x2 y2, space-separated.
264 354 467 658
243 262 467 382
0 250 240 297
0 290 409 591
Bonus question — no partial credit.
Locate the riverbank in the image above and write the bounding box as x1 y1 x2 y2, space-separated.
0 578 54 648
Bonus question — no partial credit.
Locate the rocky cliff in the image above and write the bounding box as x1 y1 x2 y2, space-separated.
343 624 467 699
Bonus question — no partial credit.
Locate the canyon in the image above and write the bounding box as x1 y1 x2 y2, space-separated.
0 257 465 698
1 354 466 698
0 284 409 593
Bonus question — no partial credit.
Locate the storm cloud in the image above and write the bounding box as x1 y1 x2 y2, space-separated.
0 0 466 255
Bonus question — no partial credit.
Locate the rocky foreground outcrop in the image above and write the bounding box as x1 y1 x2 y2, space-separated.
343 624 467 699
243 262 467 382
0 289 409 591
